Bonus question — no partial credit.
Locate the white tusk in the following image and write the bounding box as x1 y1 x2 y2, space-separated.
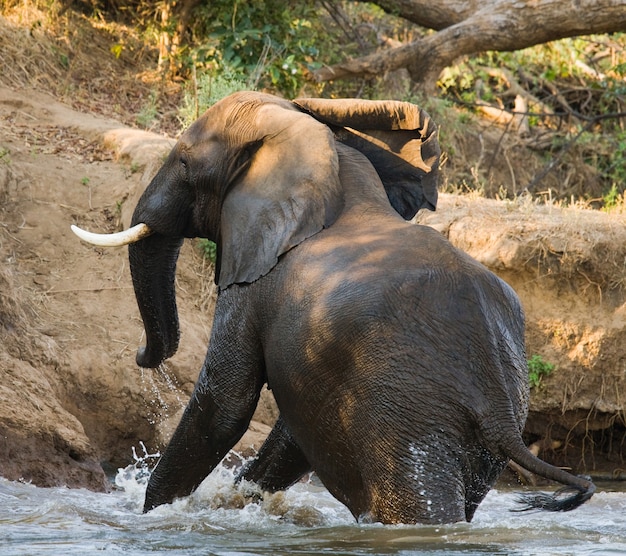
71 222 153 247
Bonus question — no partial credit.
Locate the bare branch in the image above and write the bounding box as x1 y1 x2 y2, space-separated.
350 0 481 30
312 0 626 91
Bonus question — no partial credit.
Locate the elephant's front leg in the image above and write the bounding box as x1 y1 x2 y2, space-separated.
143 373 259 511
143 307 265 512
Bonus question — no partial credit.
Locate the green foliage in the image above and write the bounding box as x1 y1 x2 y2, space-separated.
198 238 217 264
603 130 626 202
110 43 124 59
438 36 626 113
51 44 70 69
437 34 626 202
136 91 159 128
577 127 626 208
528 355 555 388
0 147 10 164
179 1 321 98
602 183 625 212
179 68 250 127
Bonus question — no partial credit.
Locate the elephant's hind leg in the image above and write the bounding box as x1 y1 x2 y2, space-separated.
357 474 466 525
237 416 311 492
462 446 509 522
357 441 468 524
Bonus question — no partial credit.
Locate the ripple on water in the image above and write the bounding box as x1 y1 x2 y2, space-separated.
2 463 626 555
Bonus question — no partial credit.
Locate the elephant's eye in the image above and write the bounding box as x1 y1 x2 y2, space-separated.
179 155 189 180
240 140 262 165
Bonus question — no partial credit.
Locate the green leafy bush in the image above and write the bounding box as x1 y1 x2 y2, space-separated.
198 238 217 264
527 355 555 388
183 1 321 98
179 68 250 127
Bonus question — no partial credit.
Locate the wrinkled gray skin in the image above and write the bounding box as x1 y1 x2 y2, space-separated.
128 91 594 524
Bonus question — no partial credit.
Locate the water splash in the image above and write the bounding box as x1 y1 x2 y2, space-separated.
180 464 352 528
112 442 353 527
114 441 160 510
116 442 160 485
155 362 185 405
139 362 185 426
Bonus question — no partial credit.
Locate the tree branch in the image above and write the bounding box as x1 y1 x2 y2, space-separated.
350 0 480 30
312 0 626 91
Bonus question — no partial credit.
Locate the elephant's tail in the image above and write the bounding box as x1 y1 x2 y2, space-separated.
502 435 595 512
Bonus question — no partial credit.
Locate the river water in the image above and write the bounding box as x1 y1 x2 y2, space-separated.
2 452 626 556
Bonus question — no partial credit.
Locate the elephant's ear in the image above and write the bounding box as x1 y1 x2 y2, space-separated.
217 99 343 288
293 98 440 220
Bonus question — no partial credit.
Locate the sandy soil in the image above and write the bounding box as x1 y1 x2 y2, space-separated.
0 83 624 488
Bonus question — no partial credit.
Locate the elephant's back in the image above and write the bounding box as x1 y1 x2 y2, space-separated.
281 220 520 319
267 219 526 380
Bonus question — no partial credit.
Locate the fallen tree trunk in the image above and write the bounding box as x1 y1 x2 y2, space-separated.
313 0 626 91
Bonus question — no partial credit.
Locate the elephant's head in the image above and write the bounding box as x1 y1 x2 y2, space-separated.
72 92 440 368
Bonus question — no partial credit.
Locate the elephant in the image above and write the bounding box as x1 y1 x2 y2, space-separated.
71 91 594 524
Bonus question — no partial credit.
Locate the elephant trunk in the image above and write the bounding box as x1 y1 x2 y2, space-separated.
129 233 184 368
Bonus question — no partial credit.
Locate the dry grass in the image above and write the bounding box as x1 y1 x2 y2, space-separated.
0 265 28 333
0 2 182 134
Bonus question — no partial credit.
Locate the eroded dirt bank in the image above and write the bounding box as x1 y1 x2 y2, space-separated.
0 86 624 489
